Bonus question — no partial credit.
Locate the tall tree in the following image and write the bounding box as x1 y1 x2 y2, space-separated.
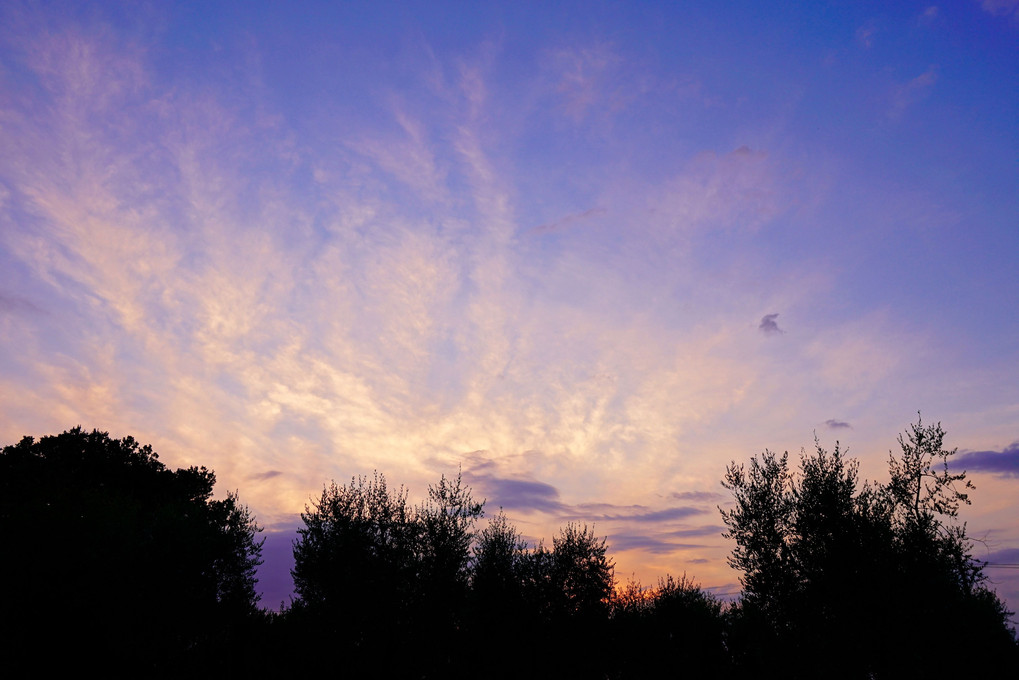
719 418 1017 678
289 470 485 676
0 427 264 673
291 472 418 615
417 470 485 601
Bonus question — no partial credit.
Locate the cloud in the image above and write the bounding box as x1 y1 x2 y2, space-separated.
468 469 707 522
608 533 708 554
652 146 780 239
251 470 285 481
606 523 724 555
890 66 938 119
575 505 707 523
856 22 877 49
824 419 852 429
665 525 727 539
468 475 568 514
759 313 783 335
919 6 940 24
545 43 624 122
0 293 43 315
954 442 1019 478
980 547 1019 563
530 207 606 235
670 491 725 503
980 0 1019 20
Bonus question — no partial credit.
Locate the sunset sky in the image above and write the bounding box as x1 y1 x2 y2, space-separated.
1 1 1017 613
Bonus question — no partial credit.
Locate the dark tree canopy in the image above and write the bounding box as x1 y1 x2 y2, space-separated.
13 418 1011 677
288 470 484 674
0 427 264 673
720 417 1018 678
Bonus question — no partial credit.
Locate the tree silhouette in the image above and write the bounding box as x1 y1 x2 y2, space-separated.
610 574 729 678
417 470 485 602
414 471 484 672
879 416 1016 677
0 427 264 673
289 470 484 675
720 417 1018 678
472 508 529 604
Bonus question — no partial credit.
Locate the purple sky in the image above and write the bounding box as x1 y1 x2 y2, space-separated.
1 1 1017 614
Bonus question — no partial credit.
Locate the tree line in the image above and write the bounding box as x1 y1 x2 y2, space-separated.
1 418 1016 677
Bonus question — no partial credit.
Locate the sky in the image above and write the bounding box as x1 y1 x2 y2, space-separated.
1 0 1017 614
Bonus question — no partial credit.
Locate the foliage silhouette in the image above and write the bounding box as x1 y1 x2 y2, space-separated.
289 470 483 675
720 416 1018 678
610 574 729 678
472 508 529 604
7 418 1013 677
0 427 264 674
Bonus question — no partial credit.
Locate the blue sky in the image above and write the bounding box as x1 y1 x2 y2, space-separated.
1 0 1017 612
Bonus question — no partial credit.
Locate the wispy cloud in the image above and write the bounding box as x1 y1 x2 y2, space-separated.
545 43 624 122
609 533 708 555
919 6 940 24
890 66 938 119
671 491 726 503
856 22 877 49
980 0 1019 20
0 293 44 315
824 419 852 429
530 207 606 235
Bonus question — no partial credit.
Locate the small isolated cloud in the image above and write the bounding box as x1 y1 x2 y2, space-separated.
759 313 783 335
251 469 284 481
530 207 606 235
919 6 940 24
856 22 877 48
824 419 852 430
954 442 1019 478
980 0 1019 20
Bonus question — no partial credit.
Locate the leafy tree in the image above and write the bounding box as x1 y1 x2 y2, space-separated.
414 471 484 672
720 418 1017 678
879 416 1016 677
289 470 484 675
291 472 418 617
611 574 729 679
551 522 616 616
417 470 485 600
887 414 973 524
472 509 529 600
0 427 264 673
720 449 796 623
